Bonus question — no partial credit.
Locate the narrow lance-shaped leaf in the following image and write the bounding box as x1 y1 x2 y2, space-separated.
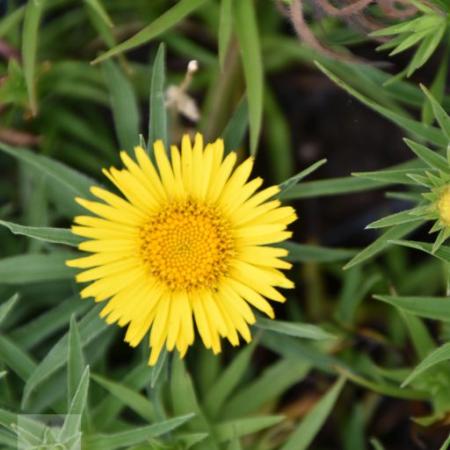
0 335 36 381
103 60 140 151
92 0 209 63
0 253 76 285
11 296 89 351
67 316 86 406
282 241 357 263
392 239 450 264
222 97 248 154
0 221 81 247
421 84 450 141
223 359 311 419
401 342 450 387
215 416 283 444
203 343 256 418
255 317 335 340
234 0 263 155
280 377 345 450
84 414 195 450
91 373 156 422
151 347 167 388
366 208 425 230
374 294 450 322
403 138 449 172
278 159 327 197
439 432 450 450
421 53 448 126
218 0 233 69
0 143 94 199
22 0 44 114
316 62 447 147
148 43 168 152
283 158 424 200
344 221 421 270
84 0 113 27
59 366 90 442
0 294 19 328
371 438 387 450
23 306 108 408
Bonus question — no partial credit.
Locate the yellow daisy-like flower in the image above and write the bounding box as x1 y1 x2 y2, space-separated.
67 134 296 365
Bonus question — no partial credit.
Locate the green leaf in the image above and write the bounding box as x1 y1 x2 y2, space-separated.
439 432 450 450
261 333 343 373
264 86 294 182
92 0 209 63
170 357 212 441
0 294 19 328
222 97 248 154
84 0 113 28
10 296 89 351
23 306 108 408
215 415 283 443
92 373 156 422
404 139 449 172
151 347 167 388
204 343 256 418
354 168 425 185
92 363 152 428
218 0 233 69
59 366 90 441
103 60 140 151
0 143 94 198
67 316 86 405
370 16 423 37
421 84 450 140
407 26 445 77
0 221 81 246
374 294 450 321
316 62 447 147
366 209 425 230
400 312 435 360
0 253 76 284
255 318 335 340
282 176 387 200
421 54 448 126
234 0 263 155
22 0 44 114
336 270 381 326
0 335 35 381
148 43 168 152
392 239 450 263
278 159 327 196
370 437 386 450
280 377 345 450
401 342 450 387
344 222 421 270
226 435 242 450
223 359 311 419
282 241 357 263
0 6 25 38
86 416 195 450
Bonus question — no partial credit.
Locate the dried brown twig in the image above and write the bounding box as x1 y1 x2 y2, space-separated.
281 0 420 61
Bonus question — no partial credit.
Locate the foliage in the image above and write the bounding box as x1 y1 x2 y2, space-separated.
1 0 450 449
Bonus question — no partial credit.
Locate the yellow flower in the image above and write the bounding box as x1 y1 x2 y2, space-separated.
437 186 450 227
67 134 296 365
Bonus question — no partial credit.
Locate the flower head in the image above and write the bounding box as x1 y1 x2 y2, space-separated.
67 134 296 365
437 186 450 227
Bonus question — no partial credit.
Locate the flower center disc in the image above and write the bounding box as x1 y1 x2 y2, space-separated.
140 200 235 291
